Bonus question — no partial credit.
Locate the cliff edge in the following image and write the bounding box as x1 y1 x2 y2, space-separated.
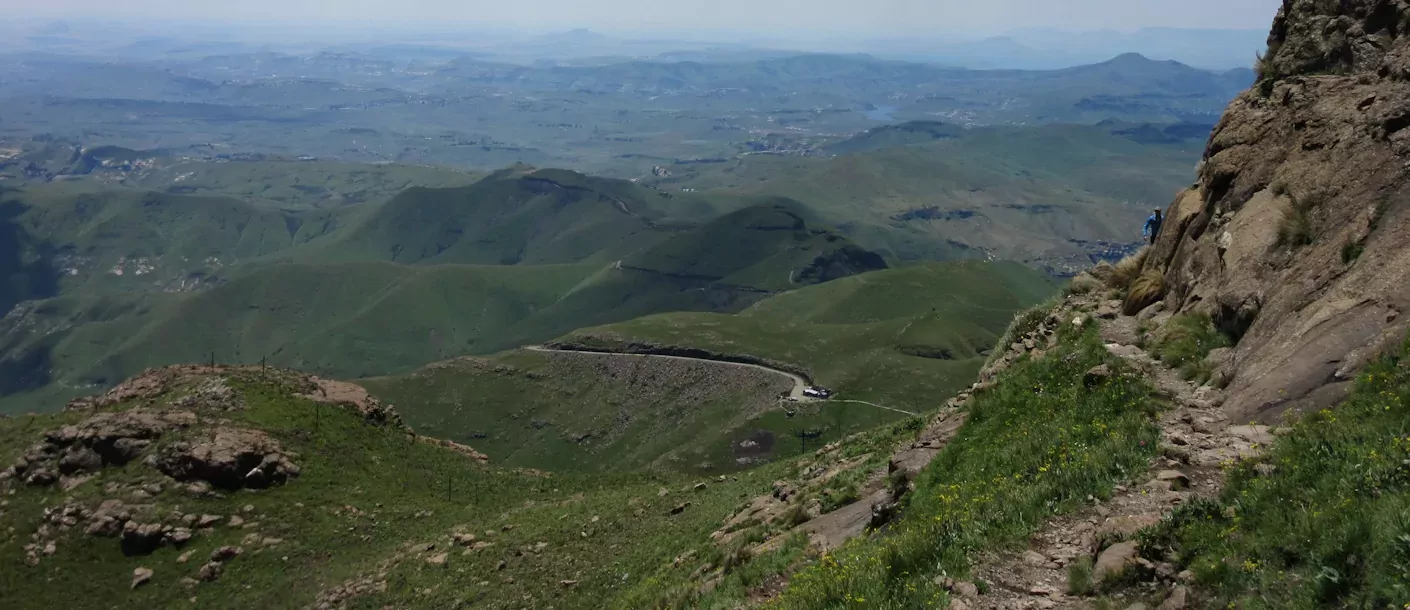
1149 0 1410 423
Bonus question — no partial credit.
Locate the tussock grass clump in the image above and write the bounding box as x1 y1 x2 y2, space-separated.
1065 273 1104 296
1341 237 1366 264
1067 557 1095 596
1277 187 1332 248
1277 202 1314 247
1154 313 1232 384
771 326 1159 608
1106 248 1150 291
1122 271 1165 316
1138 338 1410 608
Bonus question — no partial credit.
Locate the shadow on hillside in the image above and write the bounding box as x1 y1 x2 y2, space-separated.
0 195 61 396
0 340 53 396
0 197 61 314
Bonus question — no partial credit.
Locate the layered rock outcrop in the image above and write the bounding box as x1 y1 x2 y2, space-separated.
1149 0 1410 422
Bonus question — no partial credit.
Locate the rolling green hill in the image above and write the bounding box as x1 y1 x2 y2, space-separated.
308 166 726 266
362 349 901 475
658 122 1202 271
1 186 355 294
553 261 1057 412
0 174 888 414
363 260 1051 476
0 366 816 610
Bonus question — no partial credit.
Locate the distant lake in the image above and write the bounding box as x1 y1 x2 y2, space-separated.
863 104 897 121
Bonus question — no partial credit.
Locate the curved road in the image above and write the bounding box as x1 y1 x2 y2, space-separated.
524 346 918 416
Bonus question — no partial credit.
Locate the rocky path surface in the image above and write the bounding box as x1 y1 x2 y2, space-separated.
955 300 1276 610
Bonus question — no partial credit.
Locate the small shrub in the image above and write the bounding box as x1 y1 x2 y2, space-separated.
1107 248 1150 290
1341 238 1365 264
1277 203 1314 247
1277 187 1334 248
782 503 810 528
820 484 861 514
1067 557 1095 596
1370 198 1391 232
1122 271 1165 316
1154 313 1232 383
1065 273 1104 296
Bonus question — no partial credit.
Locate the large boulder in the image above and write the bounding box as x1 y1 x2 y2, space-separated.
154 428 300 490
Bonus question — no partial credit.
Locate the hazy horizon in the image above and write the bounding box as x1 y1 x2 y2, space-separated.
11 0 1282 38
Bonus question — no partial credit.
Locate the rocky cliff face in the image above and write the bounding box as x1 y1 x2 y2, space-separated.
1149 0 1410 422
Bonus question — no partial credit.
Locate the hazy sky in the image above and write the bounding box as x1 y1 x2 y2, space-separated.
14 0 1283 37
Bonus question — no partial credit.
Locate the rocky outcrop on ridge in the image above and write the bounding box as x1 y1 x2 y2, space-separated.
1147 0 1410 423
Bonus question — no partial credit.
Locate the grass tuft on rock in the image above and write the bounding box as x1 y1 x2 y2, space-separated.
1107 248 1150 291
1153 313 1232 384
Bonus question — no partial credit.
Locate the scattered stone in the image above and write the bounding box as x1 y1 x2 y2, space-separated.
657 487 669 497
196 515 222 529
164 528 192 546
1084 364 1113 387
122 522 166 555
1158 586 1189 610
453 533 477 547
560 579 579 588
692 483 707 492
951 581 979 599
1093 541 1141 585
426 553 448 567
242 504 255 514
669 502 690 515
176 551 194 564
197 561 223 582
227 516 244 528
495 560 507 571
132 567 154 589
1022 550 1049 566
1155 470 1191 490
210 546 241 563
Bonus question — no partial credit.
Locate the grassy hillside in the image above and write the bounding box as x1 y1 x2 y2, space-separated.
2 185 356 294
762 324 1161 608
133 159 480 208
0 262 598 412
362 261 1048 477
620 200 887 291
0 193 888 414
657 122 1201 270
555 261 1057 412
0 367 804 610
308 166 725 266
363 350 903 475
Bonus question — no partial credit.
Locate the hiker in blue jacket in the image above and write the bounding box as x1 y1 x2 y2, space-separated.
1143 208 1164 245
